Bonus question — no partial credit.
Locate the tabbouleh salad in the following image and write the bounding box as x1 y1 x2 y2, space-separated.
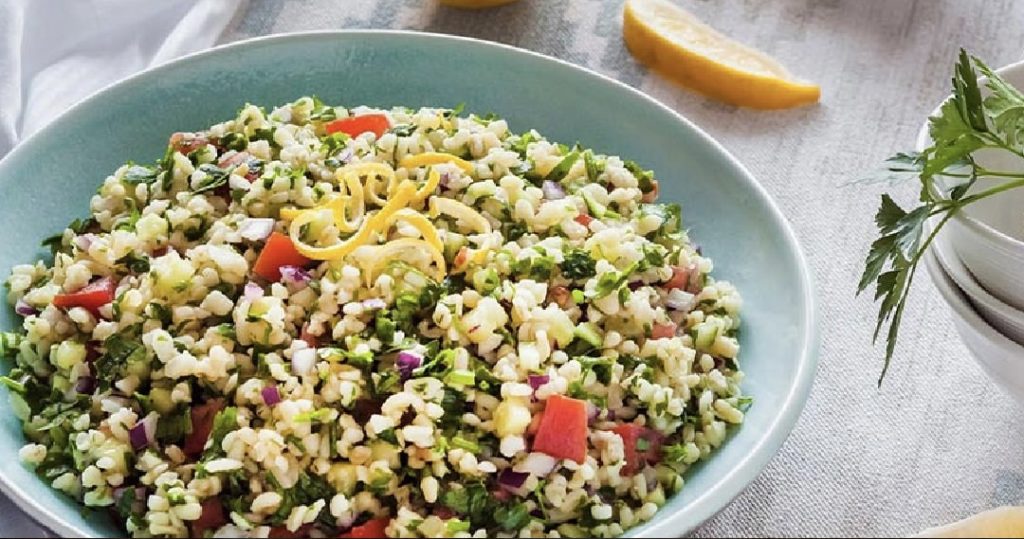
1 97 747 538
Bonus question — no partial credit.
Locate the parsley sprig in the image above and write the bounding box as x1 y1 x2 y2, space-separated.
860 49 1024 384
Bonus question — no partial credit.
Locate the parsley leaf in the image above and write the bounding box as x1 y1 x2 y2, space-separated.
859 49 1024 384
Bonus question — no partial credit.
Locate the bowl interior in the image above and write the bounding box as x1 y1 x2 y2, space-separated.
0 32 817 537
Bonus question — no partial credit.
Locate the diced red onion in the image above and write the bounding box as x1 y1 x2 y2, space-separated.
14 299 38 317
261 385 282 406
396 351 422 381
129 414 157 451
244 282 264 301
238 218 275 241
75 375 96 394
335 148 354 165
361 298 387 310
586 402 600 423
74 233 97 252
292 348 317 376
665 289 695 311
515 452 557 476
279 265 311 288
439 172 452 189
498 469 529 490
542 181 566 200
527 374 549 390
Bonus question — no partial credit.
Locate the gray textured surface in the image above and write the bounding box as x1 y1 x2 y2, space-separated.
7 1 1024 537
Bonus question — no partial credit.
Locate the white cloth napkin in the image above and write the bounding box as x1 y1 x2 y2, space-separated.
0 0 244 157
0 1 242 535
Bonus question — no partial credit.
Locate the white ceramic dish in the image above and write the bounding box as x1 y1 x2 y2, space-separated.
923 248 1024 404
916 60 1024 311
929 220 1024 344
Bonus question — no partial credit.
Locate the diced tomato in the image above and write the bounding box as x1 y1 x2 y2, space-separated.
574 213 593 227
190 498 227 537
526 411 544 437
340 517 391 538
53 277 116 317
611 424 663 476
651 322 677 340
253 232 312 282
269 524 313 538
218 151 249 168
453 246 470 269
169 132 209 155
433 506 456 520
532 394 589 463
641 179 660 204
664 266 690 290
326 114 390 139
182 398 225 458
299 323 319 348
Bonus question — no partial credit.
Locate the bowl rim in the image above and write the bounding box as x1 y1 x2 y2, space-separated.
915 59 1024 251
0 29 820 538
929 219 1024 328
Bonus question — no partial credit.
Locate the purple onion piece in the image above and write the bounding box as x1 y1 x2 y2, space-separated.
396 351 422 381
129 422 149 451
74 233 97 252
14 299 38 317
527 374 550 390
75 375 96 394
542 181 566 200
439 172 452 189
361 298 387 310
244 282 264 300
279 265 312 288
335 148 354 165
262 385 282 406
498 469 529 490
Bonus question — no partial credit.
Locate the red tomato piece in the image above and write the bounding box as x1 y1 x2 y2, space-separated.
253 232 312 282
53 277 116 318
641 179 660 203
340 517 391 538
611 423 663 476
532 394 589 463
299 323 319 348
664 266 690 290
169 132 209 154
651 322 677 340
453 246 470 269
325 114 390 139
182 398 225 458
574 213 593 227
190 498 227 537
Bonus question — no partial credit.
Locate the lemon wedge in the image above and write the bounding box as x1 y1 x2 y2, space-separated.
439 0 519 9
622 0 819 109
915 507 1024 538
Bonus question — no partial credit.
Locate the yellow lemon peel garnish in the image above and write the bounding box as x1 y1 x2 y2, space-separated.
429 196 495 265
400 152 475 174
280 167 366 233
290 180 417 260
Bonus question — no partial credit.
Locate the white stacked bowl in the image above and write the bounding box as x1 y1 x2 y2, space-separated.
918 61 1024 404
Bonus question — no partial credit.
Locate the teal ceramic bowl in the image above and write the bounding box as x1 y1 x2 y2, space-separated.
0 31 818 537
